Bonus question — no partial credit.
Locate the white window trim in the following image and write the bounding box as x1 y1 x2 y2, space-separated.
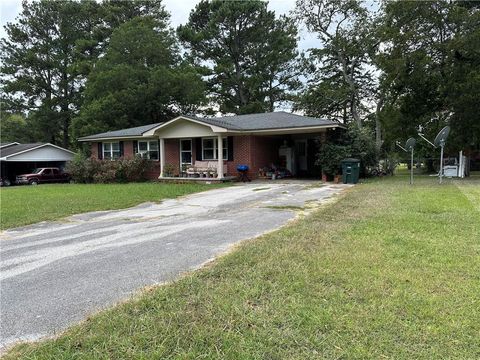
137 140 159 160
103 142 120 160
202 137 227 161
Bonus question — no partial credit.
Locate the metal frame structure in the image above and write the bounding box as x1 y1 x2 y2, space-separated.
418 126 450 184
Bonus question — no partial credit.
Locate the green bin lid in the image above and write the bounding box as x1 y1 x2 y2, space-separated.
341 158 360 163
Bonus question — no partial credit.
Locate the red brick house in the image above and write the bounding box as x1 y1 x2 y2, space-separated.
78 112 343 180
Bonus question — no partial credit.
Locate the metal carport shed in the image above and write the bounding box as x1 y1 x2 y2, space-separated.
0 142 74 184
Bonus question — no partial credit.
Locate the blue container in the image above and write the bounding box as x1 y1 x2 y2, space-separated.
237 165 249 172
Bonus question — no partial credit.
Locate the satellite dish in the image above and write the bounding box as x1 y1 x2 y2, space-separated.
434 126 450 147
405 137 416 151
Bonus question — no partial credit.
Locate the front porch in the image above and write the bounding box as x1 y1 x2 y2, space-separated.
141 115 337 181
157 176 236 183
153 133 328 180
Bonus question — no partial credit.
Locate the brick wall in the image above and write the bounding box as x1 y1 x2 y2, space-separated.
145 162 160 179
225 135 282 179
90 141 135 159
91 142 98 158
227 135 252 177
164 139 180 176
90 135 286 180
251 136 282 173
90 141 160 180
123 141 134 159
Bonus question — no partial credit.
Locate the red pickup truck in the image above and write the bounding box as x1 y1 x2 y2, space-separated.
16 167 71 185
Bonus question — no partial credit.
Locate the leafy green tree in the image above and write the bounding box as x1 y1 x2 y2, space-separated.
1 0 103 147
177 0 300 114
317 123 377 176
294 0 378 128
1 0 170 147
73 16 206 138
377 1 480 153
0 112 33 143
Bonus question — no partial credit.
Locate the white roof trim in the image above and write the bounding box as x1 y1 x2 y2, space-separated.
78 136 158 142
0 143 75 161
142 116 228 136
242 124 343 134
0 142 20 149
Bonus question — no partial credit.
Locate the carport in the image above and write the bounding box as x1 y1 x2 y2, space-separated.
0 143 75 183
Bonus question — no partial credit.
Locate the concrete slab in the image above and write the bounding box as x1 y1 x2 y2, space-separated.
0 180 351 349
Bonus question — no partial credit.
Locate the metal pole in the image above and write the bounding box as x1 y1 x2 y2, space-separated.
439 144 444 184
410 148 414 185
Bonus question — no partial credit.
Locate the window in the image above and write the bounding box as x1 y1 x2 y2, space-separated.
137 140 159 160
42 169 52 176
52 169 59 175
202 137 227 160
103 142 120 160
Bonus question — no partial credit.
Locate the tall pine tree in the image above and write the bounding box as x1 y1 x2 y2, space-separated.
178 0 300 114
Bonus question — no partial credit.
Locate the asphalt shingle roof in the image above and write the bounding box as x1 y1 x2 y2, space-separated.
78 123 162 141
78 112 341 141
0 143 44 157
187 111 339 131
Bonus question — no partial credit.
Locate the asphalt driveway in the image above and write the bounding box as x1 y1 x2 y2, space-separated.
0 180 350 349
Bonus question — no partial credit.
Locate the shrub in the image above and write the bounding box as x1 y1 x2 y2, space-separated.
67 153 99 183
116 156 152 182
316 123 378 176
163 163 175 177
316 143 349 176
93 160 118 183
67 155 152 183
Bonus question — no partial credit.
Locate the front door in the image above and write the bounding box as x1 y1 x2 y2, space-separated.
180 139 192 172
295 140 308 173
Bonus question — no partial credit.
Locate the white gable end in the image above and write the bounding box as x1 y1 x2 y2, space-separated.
5 145 74 162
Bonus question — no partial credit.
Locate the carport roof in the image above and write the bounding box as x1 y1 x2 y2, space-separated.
182 112 340 131
0 143 44 157
0 142 20 149
0 143 75 161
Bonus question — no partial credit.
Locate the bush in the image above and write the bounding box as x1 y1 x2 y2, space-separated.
116 156 152 182
316 123 378 176
66 153 99 183
93 160 118 183
67 155 152 183
316 143 349 176
163 163 175 177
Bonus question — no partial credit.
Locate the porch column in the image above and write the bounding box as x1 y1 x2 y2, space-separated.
159 137 165 178
217 135 224 179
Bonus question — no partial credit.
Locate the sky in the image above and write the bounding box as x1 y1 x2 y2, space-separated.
0 0 319 51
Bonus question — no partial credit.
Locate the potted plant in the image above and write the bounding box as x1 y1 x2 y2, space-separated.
163 164 175 177
316 143 348 182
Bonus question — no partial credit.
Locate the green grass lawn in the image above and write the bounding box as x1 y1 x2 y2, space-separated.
0 182 227 230
5 176 480 359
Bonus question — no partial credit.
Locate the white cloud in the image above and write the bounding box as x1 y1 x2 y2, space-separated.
0 0 23 40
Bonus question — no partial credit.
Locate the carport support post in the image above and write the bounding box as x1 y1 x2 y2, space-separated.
217 135 224 179
159 137 165 178
410 148 414 185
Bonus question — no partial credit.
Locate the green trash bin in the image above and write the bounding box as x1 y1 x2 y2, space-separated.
341 158 360 184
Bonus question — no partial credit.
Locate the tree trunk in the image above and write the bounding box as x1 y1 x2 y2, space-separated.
350 94 361 127
338 52 361 127
375 93 384 151
62 112 69 148
234 61 247 107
